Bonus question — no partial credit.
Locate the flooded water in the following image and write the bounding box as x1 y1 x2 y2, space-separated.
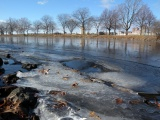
0 36 160 120
0 36 160 67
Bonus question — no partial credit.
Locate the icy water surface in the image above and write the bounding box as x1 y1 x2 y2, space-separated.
0 36 160 120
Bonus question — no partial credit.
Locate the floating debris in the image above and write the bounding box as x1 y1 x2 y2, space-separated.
38 68 50 75
115 98 123 104
71 82 78 88
49 90 66 96
89 111 101 120
62 76 70 80
53 100 67 109
129 100 142 105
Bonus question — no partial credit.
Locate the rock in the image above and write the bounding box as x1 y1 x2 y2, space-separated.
0 87 39 120
6 54 11 58
3 60 9 64
0 58 3 66
2 73 19 85
0 86 17 97
22 63 37 70
0 68 5 75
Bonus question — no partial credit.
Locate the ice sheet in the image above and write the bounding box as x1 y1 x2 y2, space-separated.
1 43 159 120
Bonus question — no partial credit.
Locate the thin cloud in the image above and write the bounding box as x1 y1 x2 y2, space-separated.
37 0 48 5
100 0 114 8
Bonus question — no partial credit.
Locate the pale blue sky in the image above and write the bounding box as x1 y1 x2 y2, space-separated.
0 0 160 22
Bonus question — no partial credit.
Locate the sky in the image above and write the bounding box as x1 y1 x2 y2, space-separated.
0 0 160 33
0 0 160 22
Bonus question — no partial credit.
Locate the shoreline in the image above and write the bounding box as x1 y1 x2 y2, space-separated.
0 34 159 41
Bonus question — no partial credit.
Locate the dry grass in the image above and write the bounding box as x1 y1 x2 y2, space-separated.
0 34 158 41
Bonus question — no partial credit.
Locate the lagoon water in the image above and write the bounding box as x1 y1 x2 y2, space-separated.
0 36 160 120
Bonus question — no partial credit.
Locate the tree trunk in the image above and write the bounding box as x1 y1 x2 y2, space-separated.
125 29 128 35
82 23 85 35
108 29 111 35
140 26 142 35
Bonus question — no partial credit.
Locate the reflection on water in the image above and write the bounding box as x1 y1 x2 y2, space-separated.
0 36 160 67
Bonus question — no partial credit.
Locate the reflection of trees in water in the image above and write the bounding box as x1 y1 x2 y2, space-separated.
80 38 85 50
63 37 65 48
0 37 5 43
0 37 158 60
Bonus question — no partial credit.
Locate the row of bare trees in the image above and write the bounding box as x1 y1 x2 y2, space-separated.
0 0 159 35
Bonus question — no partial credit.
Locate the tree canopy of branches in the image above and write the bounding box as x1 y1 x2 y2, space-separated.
73 8 92 35
41 15 53 34
135 4 155 35
66 18 78 34
153 20 160 34
118 0 142 35
6 18 17 35
49 21 56 34
18 18 31 34
101 9 115 35
57 14 70 34
92 16 102 35
33 20 42 34
0 22 7 35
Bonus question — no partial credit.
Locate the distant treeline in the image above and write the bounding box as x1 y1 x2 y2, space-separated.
0 0 160 36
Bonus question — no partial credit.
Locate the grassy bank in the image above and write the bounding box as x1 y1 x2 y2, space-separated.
0 34 159 41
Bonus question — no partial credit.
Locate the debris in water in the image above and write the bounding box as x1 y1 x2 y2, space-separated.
49 90 66 96
38 68 50 75
71 82 78 88
89 111 101 120
115 98 123 104
129 100 142 105
62 76 69 80
53 100 67 109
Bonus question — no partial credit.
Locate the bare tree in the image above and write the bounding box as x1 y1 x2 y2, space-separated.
135 4 155 35
0 22 7 35
85 17 94 34
112 8 121 35
18 18 31 35
41 15 53 34
101 9 113 35
49 21 56 34
153 20 160 34
146 10 156 35
92 16 102 35
57 14 69 34
6 18 17 35
66 18 78 34
73 8 92 35
33 20 42 34
14 20 21 34
118 0 142 35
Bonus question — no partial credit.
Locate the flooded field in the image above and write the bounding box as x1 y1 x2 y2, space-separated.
0 36 160 120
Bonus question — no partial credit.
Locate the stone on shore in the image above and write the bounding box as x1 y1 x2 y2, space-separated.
22 63 37 70
0 68 5 75
2 73 19 85
0 87 39 120
0 58 3 66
